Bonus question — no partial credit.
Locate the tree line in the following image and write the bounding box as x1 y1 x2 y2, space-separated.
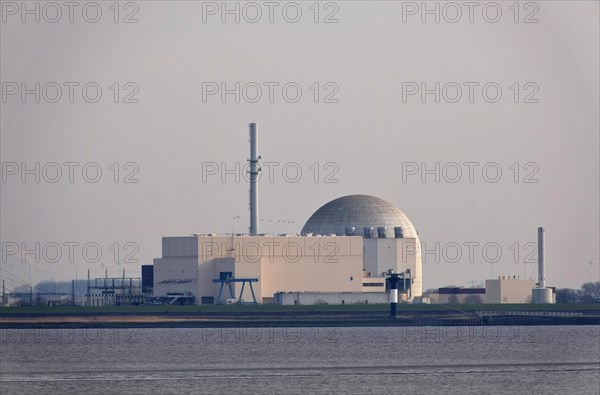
555 282 600 303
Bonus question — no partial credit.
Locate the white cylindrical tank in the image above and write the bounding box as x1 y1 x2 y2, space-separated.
532 288 553 304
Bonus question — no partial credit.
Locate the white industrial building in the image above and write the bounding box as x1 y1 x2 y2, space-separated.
152 195 422 305
424 277 555 305
485 277 537 304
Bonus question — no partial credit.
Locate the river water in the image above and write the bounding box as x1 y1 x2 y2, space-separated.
1 325 599 394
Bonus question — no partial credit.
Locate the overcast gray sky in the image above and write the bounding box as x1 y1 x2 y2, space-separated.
1 1 598 290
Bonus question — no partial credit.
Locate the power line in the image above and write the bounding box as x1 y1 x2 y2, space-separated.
0 268 53 294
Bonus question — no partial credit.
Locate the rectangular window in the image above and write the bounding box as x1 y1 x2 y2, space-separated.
201 296 214 304
363 282 384 287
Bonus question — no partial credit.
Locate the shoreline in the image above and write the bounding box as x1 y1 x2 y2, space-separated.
2 307 599 328
0 303 600 329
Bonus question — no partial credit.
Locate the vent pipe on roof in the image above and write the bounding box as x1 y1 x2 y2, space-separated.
394 227 404 238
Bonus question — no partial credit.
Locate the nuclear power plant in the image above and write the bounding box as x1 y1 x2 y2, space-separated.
148 123 420 305
147 123 554 305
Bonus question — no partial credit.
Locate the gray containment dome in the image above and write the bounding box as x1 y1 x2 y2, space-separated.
301 195 418 239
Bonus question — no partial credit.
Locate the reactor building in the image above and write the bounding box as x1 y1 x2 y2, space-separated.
152 194 422 305
150 124 422 305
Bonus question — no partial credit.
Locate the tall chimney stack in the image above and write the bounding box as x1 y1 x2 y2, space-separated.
248 123 260 235
538 227 545 288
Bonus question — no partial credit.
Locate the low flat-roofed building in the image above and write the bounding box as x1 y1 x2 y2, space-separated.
274 291 389 305
153 235 366 304
437 287 486 304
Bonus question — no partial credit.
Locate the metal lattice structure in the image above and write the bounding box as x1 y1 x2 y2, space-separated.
212 276 259 304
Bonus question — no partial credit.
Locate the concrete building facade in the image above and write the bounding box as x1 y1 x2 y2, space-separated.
274 291 390 305
152 195 423 305
363 237 421 297
154 235 366 304
485 277 536 303
152 233 422 304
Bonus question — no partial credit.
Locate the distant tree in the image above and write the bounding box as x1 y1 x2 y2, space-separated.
579 282 600 303
555 288 580 304
447 294 459 304
13 284 30 293
38 280 68 293
463 294 483 304
29 279 88 295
